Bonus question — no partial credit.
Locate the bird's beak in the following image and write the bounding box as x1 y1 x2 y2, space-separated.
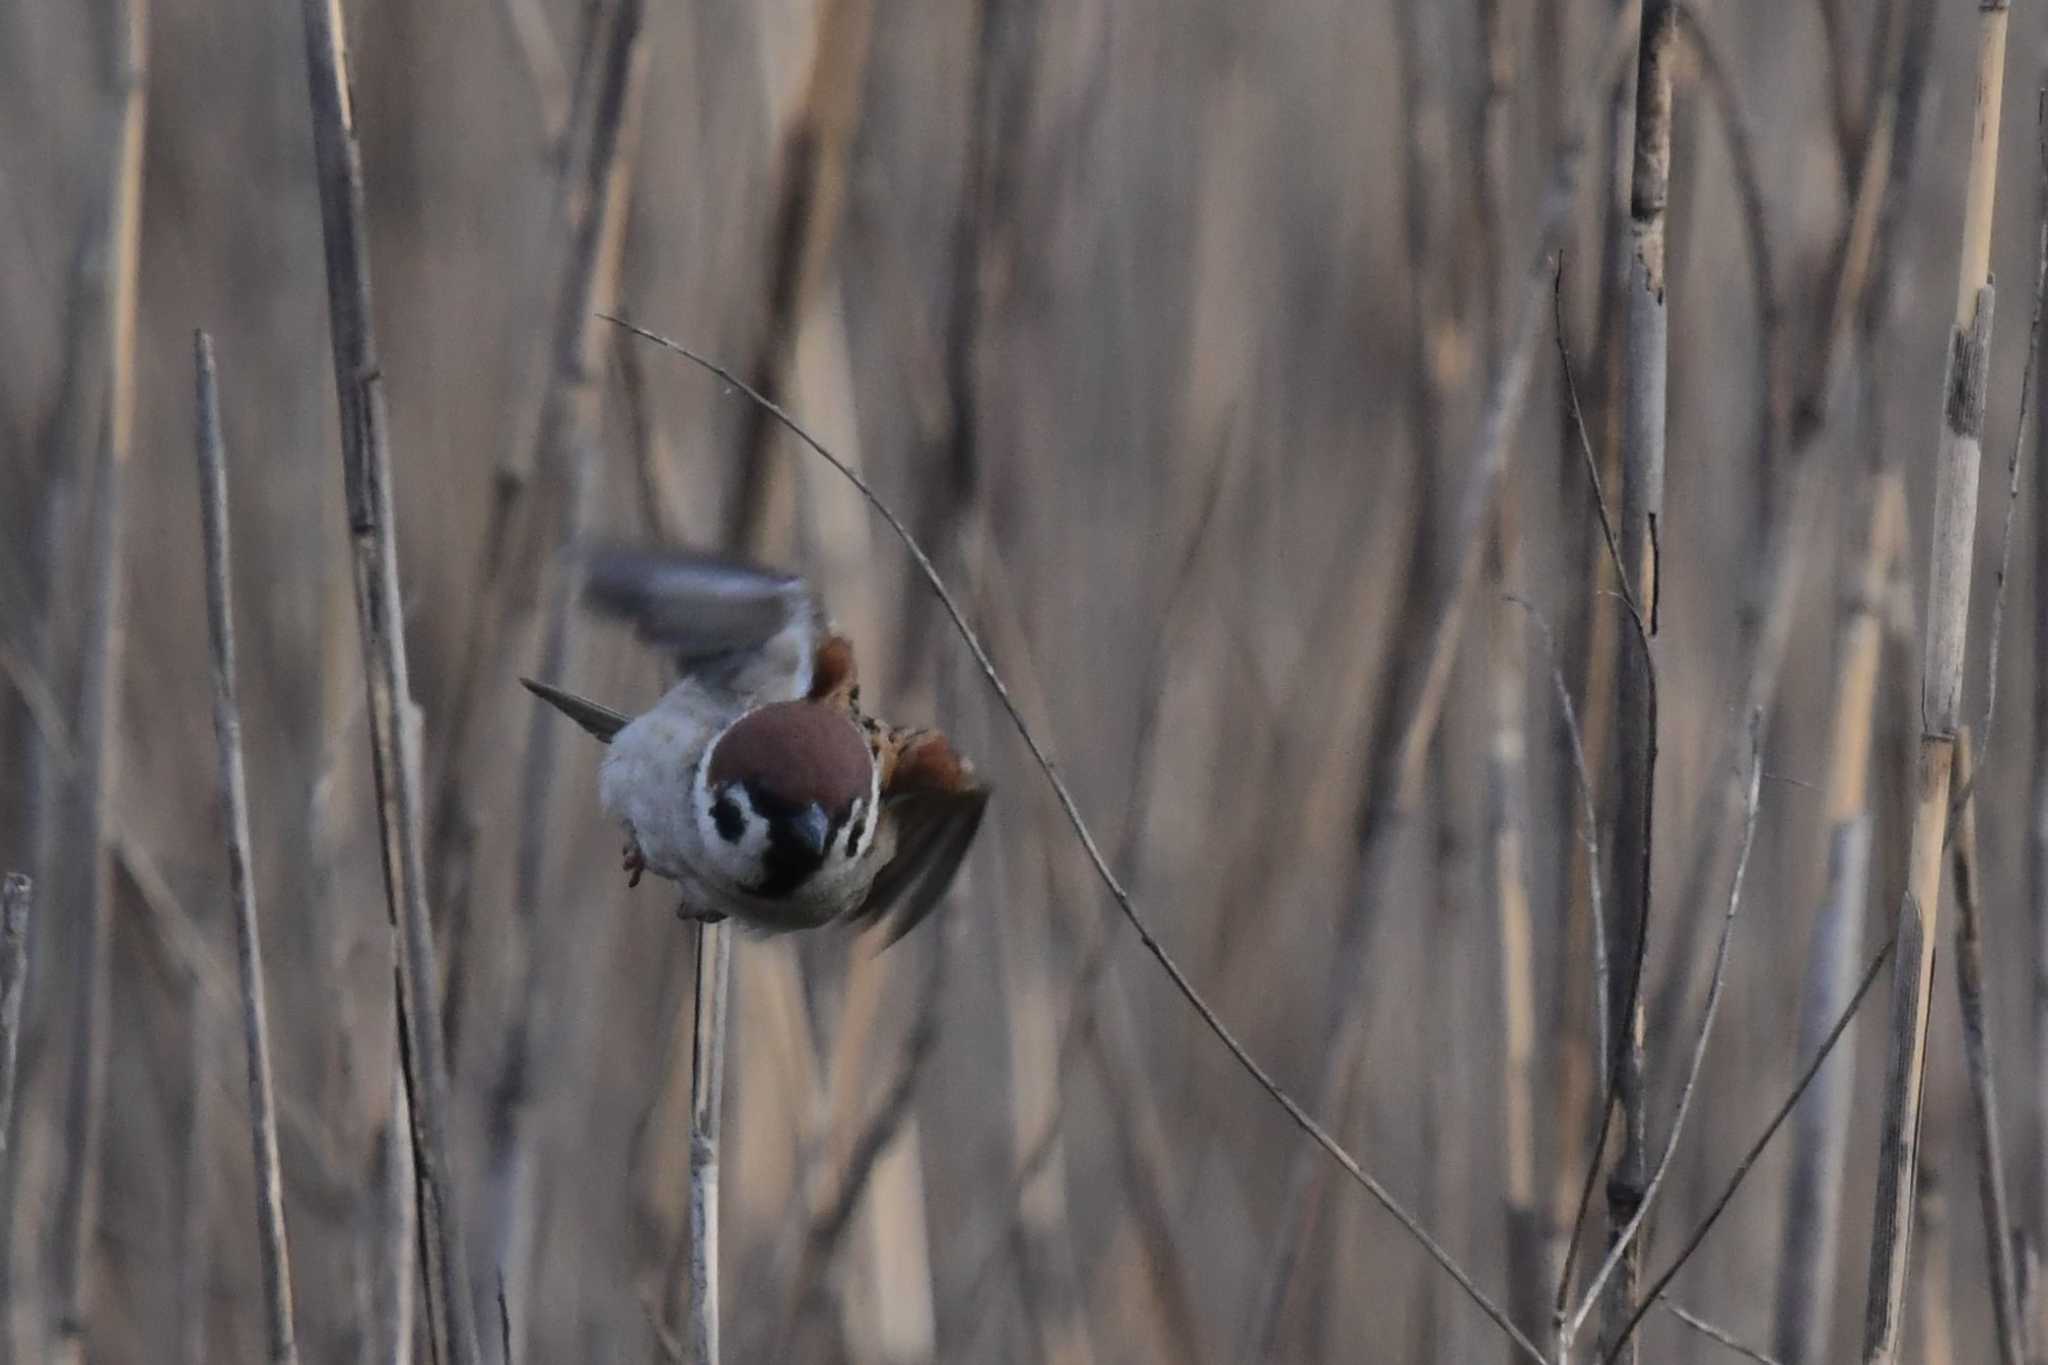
795 802 830 859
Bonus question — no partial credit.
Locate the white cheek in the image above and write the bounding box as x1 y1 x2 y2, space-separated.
693 775 771 884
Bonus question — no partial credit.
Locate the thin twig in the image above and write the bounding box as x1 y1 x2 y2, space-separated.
1948 728 2025 1365
607 315 1551 1364
1563 711 1764 1352
1662 1300 1785 1365
291 0 482 1356
192 332 302 1365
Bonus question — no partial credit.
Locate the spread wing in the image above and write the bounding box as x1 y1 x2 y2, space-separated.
581 543 826 699
848 729 990 945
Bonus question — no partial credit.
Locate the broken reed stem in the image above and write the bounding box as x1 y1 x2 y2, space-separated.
682 922 732 1365
1771 472 1905 1365
192 333 302 1365
50 0 149 1357
0 875 28 1169
1599 3 1675 1358
1948 728 2026 1365
1859 5 2010 1361
290 0 482 1358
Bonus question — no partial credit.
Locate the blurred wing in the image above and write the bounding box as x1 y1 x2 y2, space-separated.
849 785 991 946
581 543 825 697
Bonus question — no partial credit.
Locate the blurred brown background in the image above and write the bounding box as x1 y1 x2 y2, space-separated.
5 0 2048 1361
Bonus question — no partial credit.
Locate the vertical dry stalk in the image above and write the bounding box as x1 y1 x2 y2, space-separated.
725 0 879 550
1918 1161 1959 1365
1947 728 2025 1365
1772 474 1904 1365
1488 509 1546 1350
1237 21 1641 1352
2032 89 2048 1319
1600 3 1674 1360
0 875 27 1171
291 0 482 1358
1861 5 2010 1359
49 0 149 1357
176 980 212 1365
192 333 302 1365
488 0 650 1346
682 922 732 1365
374 1060 419 1365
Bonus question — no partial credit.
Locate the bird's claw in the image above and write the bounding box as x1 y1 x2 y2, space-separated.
623 836 646 888
676 902 728 925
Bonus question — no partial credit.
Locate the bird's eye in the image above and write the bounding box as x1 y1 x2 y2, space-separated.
711 793 745 843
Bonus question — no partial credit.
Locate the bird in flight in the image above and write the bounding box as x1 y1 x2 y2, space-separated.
523 545 989 943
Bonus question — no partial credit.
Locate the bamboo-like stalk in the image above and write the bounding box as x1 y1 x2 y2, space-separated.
1860 6 2011 1360
290 0 482 1357
1771 473 1905 1365
49 0 148 1357
1599 4 1675 1359
1947 728 2026 1365
192 332 302 1365
2031 84 2048 1332
374 1058 419 1365
682 922 732 1365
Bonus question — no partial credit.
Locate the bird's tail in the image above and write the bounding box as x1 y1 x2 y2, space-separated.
520 677 631 744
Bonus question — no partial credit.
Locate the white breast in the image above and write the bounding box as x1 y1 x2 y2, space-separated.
598 682 724 882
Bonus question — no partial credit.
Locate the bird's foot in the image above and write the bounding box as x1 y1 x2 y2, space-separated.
622 834 646 888
676 902 729 925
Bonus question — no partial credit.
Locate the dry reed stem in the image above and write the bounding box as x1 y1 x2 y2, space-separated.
1601 5 1675 1354
1490 511 1546 1350
49 0 148 1356
1918 1161 1959 1365
376 1056 419 1365
1860 6 2010 1359
429 0 646 988
1947 728 2025 1365
291 0 482 1355
0 876 27 1173
1604 932 1899 1361
1771 472 1905 1365
1564 712 1762 1356
192 332 302 1365
681 921 732 1365
176 979 211 1365
1233 20 1643 1355
489 1 650 1348
725 0 878 550
2035 105 2048 1316
605 312 1567 1363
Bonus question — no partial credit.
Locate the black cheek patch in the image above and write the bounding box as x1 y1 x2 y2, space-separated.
711 793 746 843
846 808 867 857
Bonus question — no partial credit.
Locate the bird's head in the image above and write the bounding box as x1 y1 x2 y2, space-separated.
692 700 878 899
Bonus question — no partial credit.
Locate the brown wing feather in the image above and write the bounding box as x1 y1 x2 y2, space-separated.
848 728 989 944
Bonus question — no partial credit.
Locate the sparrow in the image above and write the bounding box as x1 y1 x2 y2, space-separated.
521 545 990 942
